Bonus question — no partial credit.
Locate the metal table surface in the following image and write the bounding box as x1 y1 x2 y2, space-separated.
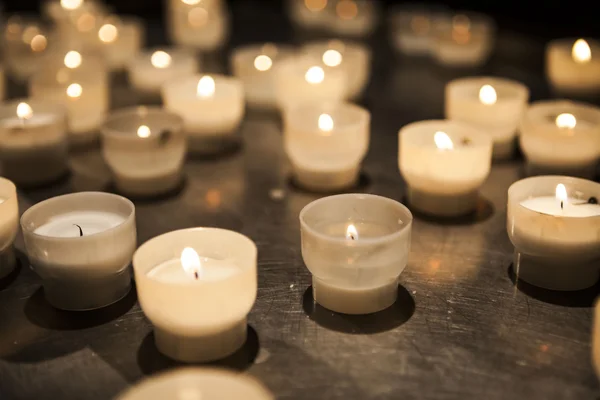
1 5 599 400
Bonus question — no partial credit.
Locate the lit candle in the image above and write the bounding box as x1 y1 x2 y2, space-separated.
287 0 331 29
2 16 50 81
284 102 370 192
20 192 136 310
390 5 448 55
519 100 600 178
167 0 229 51
300 194 413 314
162 74 244 154
101 106 186 197
507 176 600 291
43 0 107 24
97 16 145 71
546 38 600 96
445 77 529 160
399 120 493 217
328 0 378 37
133 228 257 362
0 178 19 279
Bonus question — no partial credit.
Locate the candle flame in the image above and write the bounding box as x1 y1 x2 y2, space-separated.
555 183 568 209
322 49 342 67
137 125 151 138
305 0 327 12
61 0 83 10
151 51 171 69
16 102 33 120
64 50 82 69
98 23 118 43
182 0 201 4
66 83 83 98
479 84 497 105
572 39 591 63
305 66 325 84
434 131 454 150
346 224 358 240
318 114 334 132
30 34 47 52
555 113 576 129
254 54 273 71
196 76 215 97
336 0 358 20
181 247 201 279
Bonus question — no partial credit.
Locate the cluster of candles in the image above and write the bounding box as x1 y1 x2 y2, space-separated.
1 0 600 396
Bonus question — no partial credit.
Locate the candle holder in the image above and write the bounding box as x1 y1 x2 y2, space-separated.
133 228 257 363
0 99 69 186
507 176 600 291
90 16 145 71
519 100 600 178
287 0 331 30
328 0 378 37
116 368 274 400
167 0 229 52
284 102 370 192
300 194 412 315
445 76 529 160
2 15 51 81
42 0 108 26
231 43 295 110
399 120 493 217
389 4 448 56
546 38 600 97
101 106 186 197
0 178 18 279
21 192 136 310
162 74 244 155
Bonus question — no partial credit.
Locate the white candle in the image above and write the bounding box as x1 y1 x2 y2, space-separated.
287 0 330 29
21 192 136 310
546 38 600 96
507 176 600 291
0 178 18 279
133 228 257 362
399 120 493 217
167 0 229 51
390 5 448 55
2 16 50 81
97 16 145 71
328 0 378 37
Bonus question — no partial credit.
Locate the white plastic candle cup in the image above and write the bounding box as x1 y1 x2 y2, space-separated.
96 16 144 71
284 102 370 192
133 228 257 363
519 100 600 178
128 48 199 98
300 194 412 315
445 77 529 160
389 5 448 56
167 0 229 51
328 0 378 37
432 12 495 67
162 74 244 155
29 51 109 146
399 120 493 217
42 0 108 26
0 99 69 186
301 40 371 100
20 192 136 310
2 16 51 81
0 178 19 279
287 0 331 29
274 55 348 111
101 106 186 197
230 43 295 110
116 368 274 400
507 176 600 291
546 38 600 97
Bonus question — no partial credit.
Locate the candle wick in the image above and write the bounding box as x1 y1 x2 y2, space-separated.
74 224 83 237
194 271 199 280
560 201 563 210
350 234 355 240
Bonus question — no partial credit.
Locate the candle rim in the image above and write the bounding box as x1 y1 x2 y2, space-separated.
0 177 18 209
447 76 529 103
399 119 493 150
101 106 183 140
285 101 370 133
0 98 66 121
524 99 600 131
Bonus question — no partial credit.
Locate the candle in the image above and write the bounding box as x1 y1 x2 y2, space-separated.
133 228 257 362
128 48 199 98
507 176 600 291
519 100 600 178
94 16 144 71
594 301 600 380
0 100 69 186
328 0 378 37
116 368 274 400
167 0 229 51
162 74 244 154
431 12 495 67
20 192 136 310
301 39 371 99
546 38 600 97
2 16 50 81
390 5 448 55
230 43 295 109
43 0 107 26
0 178 18 279
445 77 529 160
300 194 413 314
399 120 493 217
284 102 370 192
101 106 186 197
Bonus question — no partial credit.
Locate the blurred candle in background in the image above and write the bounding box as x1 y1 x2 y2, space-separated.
546 38 600 97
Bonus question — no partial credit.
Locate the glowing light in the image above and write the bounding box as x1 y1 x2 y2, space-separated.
182 0 201 4
196 76 215 97
77 13 96 32
137 125 151 138
64 51 82 69
67 83 83 98
181 247 201 279
411 15 430 35
98 23 118 43
254 55 273 71
16 103 33 120
151 51 171 69
305 0 327 12
22 26 40 44
188 7 208 27
572 39 591 63
61 0 83 10
336 0 358 20
556 183 568 209
305 66 325 84
434 131 454 150
30 34 47 52
318 114 334 132
479 84 497 105
555 113 577 129
346 224 358 240
322 49 342 67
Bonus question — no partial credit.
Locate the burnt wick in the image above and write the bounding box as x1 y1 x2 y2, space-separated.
74 224 83 237
461 137 472 146
560 201 564 210
158 130 172 146
194 271 199 280
589 196 598 204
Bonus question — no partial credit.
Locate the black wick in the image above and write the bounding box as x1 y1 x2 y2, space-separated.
74 224 83 237
560 201 564 210
572 197 598 206
158 130 172 146
194 271 199 279
461 137 472 146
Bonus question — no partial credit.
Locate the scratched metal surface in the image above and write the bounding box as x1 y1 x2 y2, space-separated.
0 4 599 400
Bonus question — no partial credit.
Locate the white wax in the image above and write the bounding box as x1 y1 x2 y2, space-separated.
520 196 600 218
34 211 126 237
0 114 57 129
148 258 239 284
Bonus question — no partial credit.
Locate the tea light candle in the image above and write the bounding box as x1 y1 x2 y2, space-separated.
116 368 274 400
284 102 370 192
43 0 107 26
0 178 19 279
162 74 244 154
390 5 448 55
300 194 413 314
445 77 530 160
20 192 136 310
128 48 199 98
519 100 600 178
507 176 600 291
2 16 50 81
29 50 109 145
0 100 69 186
133 228 257 362
301 39 371 99
546 38 600 96
287 0 330 29
231 43 295 109
399 120 493 217
96 16 145 71
274 55 348 111
101 106 186 197
432 12 495 67
328 0 378 37
167 0 229 51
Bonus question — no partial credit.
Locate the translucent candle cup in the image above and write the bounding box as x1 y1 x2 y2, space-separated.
2 15 51 81
390 4 448 56
300 194 413 315
167 0 229 51
42 0 108 26
133 228 257 363
93 16 145 71
101 106 186 197
0 178 19 279
21 192 136 310
328 0 378 37
287 0 331 29
546 38 600 97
